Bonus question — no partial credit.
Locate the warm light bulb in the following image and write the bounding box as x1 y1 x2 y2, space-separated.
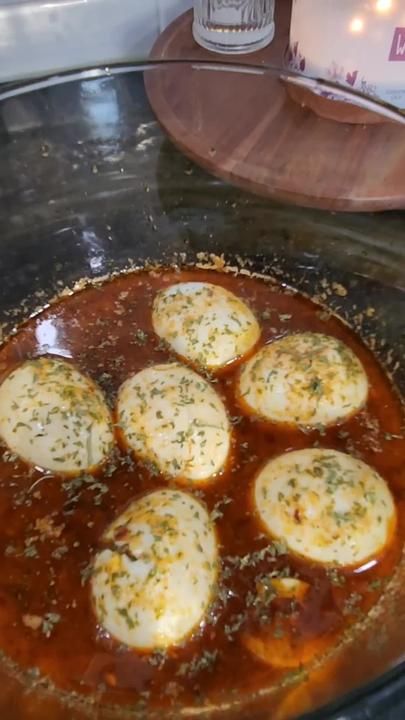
350 16 365 33
376 0 392 12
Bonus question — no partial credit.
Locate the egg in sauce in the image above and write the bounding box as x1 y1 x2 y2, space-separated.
117 363 230 483
253 448 396 568
0 268 402 715
92 489 218 650
152 281 261 371
0 357 113 475
237 333 368 427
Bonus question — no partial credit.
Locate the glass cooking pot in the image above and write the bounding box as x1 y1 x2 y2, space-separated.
0 61 404 720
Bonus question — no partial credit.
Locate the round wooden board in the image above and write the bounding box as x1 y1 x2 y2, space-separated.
145 1 405 212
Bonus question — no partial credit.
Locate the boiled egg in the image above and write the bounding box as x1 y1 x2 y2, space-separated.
91 489 218 650
243 619 332 670
117 363 231 483
243 567 328 670
254 449 396 568
152 282 260 370
268 577 310 603
0 357 113 474
237 332 368 427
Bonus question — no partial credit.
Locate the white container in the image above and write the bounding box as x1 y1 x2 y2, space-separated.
286 0 405 110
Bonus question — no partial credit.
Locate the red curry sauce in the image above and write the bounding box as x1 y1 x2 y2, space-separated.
0 268 403 711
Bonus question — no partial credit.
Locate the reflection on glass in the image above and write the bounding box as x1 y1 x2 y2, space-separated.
81 228 107 273
35 318 71 358
80 77 120 142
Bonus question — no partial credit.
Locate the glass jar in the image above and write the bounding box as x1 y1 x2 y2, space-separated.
192 0 275 53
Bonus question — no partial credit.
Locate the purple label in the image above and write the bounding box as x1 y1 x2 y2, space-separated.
389 27 405 61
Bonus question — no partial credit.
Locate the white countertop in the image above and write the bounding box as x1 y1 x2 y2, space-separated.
0 0 193 83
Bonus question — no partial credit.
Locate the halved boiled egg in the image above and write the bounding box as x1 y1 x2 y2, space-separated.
237 332 368 427
0 357 113 474
254 449 396 568
91 489 218 650
152 282 260 370
117 363 231 483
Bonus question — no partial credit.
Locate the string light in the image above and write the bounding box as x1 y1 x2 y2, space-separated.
350 16 365 33
376 0 392 12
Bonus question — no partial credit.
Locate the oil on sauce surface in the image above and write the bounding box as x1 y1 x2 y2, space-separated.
0 269 403 712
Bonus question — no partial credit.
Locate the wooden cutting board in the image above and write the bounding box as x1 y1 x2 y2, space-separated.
145 0 405 212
